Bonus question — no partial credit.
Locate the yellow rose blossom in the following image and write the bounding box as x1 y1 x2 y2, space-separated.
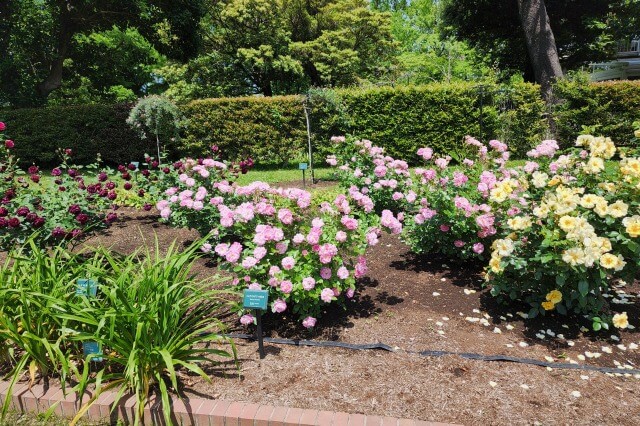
612 312 629 329
584 157 605 174
489 256 503 273
576 134 594 147
635 129 640 138
562 248 585 266
492 238 514 257
580 194 598 209
507 216 532 231
546 290 563 304
607 200 628 218
489 187 508 203
622 215 640 238
531 171 548 188
541 301 555 311
593 200 609 218
600 253 619 269
547 177 561 186
598 182 616 193
558 215 577 232
620 158 640 177
533 204 549 218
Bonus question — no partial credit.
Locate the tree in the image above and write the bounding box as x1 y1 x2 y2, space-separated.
389 0 490 84
48 26 165 105
0 0 206 106
516 0 562 100
442 0 633 84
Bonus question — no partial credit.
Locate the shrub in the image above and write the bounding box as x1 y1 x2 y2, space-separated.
181 95 308 166
554 78 640 149
0 127 119 250
401 137 511 261
486 133 640 328
127 96 184 161
2 103 155 167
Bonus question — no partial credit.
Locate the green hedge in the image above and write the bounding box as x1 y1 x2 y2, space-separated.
2 80 638 168
180 95 308 165
554 79 640 148
1 103 155 167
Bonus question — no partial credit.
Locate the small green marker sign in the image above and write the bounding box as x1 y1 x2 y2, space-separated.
243 289 269 310
83 341 103 362
76 279 97 297
298 162 308 170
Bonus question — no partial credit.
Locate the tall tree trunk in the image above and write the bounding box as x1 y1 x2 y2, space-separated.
516 0 563 102
36 14 75 98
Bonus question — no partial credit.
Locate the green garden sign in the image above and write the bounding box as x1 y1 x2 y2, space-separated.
243 289 269 359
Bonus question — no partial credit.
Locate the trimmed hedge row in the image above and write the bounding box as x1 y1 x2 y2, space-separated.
554 79 640 148
1 103 156 167
1 80 638 168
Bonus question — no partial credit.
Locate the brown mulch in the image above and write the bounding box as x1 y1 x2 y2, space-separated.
75 207 640 426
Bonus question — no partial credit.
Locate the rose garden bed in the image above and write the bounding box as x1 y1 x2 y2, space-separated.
71 206 640 425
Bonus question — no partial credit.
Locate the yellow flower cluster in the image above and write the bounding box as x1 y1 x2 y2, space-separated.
541 290 562 311
575 135 616 159
620 157 640 179
506 215 532 231
488 238 515 273
489 178 519 203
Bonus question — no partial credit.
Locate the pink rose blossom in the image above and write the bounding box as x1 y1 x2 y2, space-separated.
320 267 332 280
240 314 255 325
439 224 450 232
302 316 317 328
321 288 334 303
280 280 293 294
302 277 316 290
282 256 296 270
473 243 484 254
336 231 347 242
337 266 349 279
272 299 287 313
346 288 355 298
454 240 465 248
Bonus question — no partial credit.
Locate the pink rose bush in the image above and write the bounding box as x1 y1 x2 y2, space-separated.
327 136 412 214
400 136 513 260
486 134 640 328
156 168 387 325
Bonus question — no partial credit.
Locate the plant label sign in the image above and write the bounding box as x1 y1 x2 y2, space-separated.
76 279 97 297
83 341 103 362
298 162 308 170
243 289 269 310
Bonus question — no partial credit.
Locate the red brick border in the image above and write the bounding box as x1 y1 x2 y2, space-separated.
0 381 456 425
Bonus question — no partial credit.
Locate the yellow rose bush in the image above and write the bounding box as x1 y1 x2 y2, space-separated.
486 133 640 329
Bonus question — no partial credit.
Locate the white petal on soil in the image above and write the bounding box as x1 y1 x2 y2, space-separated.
437 330 445 335
473 308 481 314
611 335 620 342
506 344 514 348
435 321 444 327
577 354 586 361
629 343 639 350
557 334 565 340
571 391 581 398
616 344 627 351
466 317 480 323
440 278 446 282
520 384 530 390
493 327 501 334
580 326 589 333
567 341 575 347
519 341 529 348
516 311 528 319
500 316 507 321
546 329 556 337
489 381 497 388
535 333 546 340
442 316 450 321
506 324 515 330
580 375 589 380
544 356 554 362
432 292 440 296
602 346 613 354
546 367 553 371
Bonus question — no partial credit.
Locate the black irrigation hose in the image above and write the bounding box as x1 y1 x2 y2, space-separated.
225 333 640 376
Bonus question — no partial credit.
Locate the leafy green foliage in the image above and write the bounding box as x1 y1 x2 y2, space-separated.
2 103 155 167
554 77 640 149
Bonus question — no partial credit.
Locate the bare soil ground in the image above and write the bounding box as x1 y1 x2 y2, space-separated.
77 207 640 426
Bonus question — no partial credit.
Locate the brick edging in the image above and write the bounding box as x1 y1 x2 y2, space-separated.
0 380 457 425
